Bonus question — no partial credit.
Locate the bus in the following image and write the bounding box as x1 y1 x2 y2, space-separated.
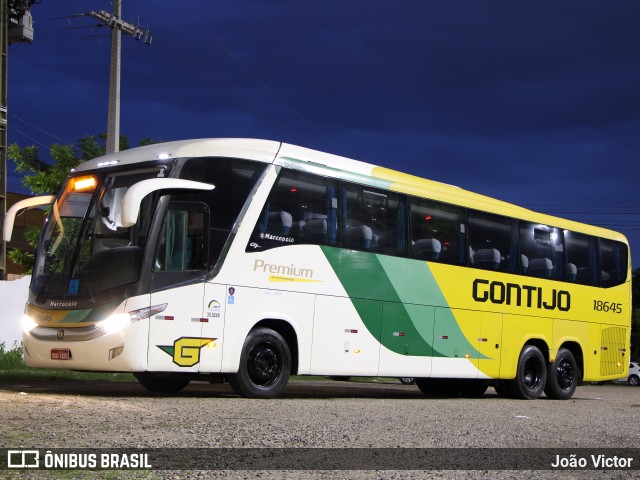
3 138 631 400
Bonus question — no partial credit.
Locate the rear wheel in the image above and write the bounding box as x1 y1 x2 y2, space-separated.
629 375 640 386
508 345 547 400
227 328 291 399
134 372 190 393
544 348 579 400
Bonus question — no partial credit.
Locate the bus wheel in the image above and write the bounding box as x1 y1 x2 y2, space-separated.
544 348 579 400
458 380 488 398
415 379 459 396
228 328 291 399
493 380 513 398
134 372 190 393
509 345 547 400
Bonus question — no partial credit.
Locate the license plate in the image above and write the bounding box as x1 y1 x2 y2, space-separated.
51 348 70 360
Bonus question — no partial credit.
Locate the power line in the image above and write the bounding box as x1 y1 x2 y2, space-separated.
170 0 339 153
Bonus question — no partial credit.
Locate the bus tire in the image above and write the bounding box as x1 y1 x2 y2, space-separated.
508 345 547 400
458 380 488 398
493 380 513 398
134 372 190 393
415 379 460 396
227 328 291 399
544 348 579 400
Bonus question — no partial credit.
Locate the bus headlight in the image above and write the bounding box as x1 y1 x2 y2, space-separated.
22 315 38 333
96 304 167 334
96 314 131 334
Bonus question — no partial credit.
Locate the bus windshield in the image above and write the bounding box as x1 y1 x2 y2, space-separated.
32 168 164 302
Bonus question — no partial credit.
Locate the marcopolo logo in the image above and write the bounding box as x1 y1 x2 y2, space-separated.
157 337 217 367
472 278 571 312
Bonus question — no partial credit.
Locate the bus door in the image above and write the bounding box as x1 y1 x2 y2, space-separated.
146 202 210 372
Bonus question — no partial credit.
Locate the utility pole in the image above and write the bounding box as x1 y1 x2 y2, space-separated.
86 1 151 154
1 0 35 280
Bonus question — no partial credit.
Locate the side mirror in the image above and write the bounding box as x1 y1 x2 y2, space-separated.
120 178 214 227
3 195 55 242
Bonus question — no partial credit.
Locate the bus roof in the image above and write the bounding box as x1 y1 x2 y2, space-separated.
76 138 627 244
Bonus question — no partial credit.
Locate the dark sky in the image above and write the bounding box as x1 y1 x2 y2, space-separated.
7 1 640 267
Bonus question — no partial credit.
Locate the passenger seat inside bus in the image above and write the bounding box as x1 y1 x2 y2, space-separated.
567 263 577 282
303 217 328 243
345 225 373 250
267 211 293 236
529 257 553 278
474 248 501 270
413 238 441 261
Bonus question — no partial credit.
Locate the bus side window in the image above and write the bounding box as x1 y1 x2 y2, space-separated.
248 170 338 251
520 222 563 280
468 211 517 273
342 184 405 256
564 231 597 286
155 204 207 272
410 198 465 265
599 239 628 288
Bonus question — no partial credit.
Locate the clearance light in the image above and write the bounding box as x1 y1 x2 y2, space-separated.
22 315 38 333
73 176 97 191
97 160 119 167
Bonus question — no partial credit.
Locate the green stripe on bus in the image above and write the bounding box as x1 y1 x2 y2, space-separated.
321 246 485 359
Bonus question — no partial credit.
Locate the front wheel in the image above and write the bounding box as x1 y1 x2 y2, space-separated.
544 348 579 400
227 328 291 399
629 375 640 386
508 345 547 400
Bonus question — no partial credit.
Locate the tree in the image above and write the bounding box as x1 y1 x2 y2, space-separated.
7 134 157 272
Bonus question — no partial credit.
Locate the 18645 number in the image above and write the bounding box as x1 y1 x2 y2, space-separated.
593 300 622 314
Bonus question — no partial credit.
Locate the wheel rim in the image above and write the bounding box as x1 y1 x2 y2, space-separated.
555 358 575 391
248 343 281 386
523 357 543 391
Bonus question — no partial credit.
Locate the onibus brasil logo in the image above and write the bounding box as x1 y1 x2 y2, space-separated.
157 337 216 367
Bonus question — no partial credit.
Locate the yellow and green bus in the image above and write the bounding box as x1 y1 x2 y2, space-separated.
4 138 631 399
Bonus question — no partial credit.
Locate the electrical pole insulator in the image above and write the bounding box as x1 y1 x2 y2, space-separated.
86 10 153 45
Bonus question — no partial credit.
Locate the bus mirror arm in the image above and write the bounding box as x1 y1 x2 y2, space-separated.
3 195 56 242
120 178 215 227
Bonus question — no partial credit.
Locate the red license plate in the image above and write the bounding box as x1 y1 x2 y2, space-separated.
51 348 70 360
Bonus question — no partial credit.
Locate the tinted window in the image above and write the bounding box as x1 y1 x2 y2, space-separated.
342 183 406 256
564 231 597 285
468 211 517 272
248 170 338 251
520 222 564 280
180 157 266 265
599 239 628 287
410 198 465 265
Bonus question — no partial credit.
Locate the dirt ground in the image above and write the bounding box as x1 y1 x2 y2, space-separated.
1 379 639 479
